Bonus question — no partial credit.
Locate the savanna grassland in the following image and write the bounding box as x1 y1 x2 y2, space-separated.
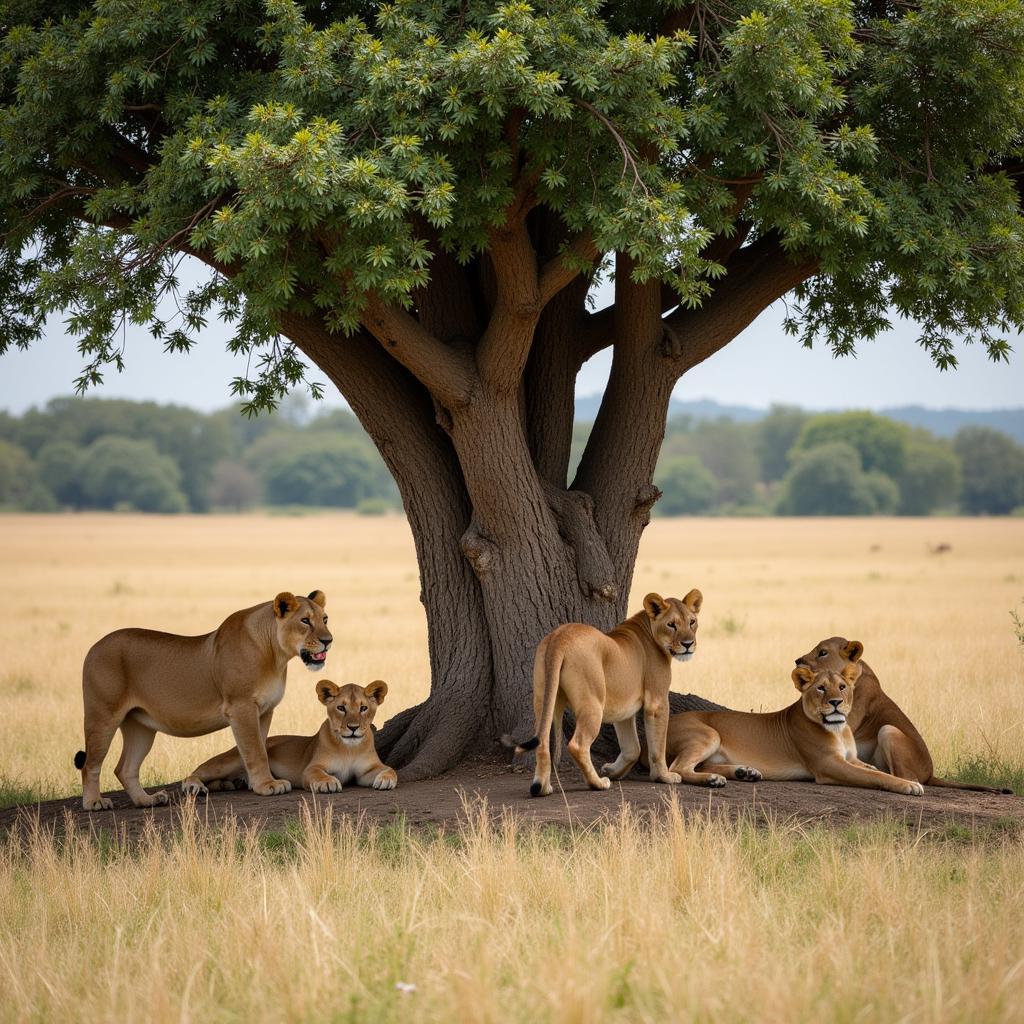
1 513 1024 1022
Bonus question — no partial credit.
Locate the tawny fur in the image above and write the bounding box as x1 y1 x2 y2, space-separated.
76 590 332 810
658 662 926 796
183 680 397 795
521 590 702 797
796 638 1013 795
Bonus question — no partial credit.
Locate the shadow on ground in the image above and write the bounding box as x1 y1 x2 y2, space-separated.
3 759 1021 840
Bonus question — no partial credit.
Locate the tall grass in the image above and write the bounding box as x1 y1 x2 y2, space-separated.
1 802 1022 1023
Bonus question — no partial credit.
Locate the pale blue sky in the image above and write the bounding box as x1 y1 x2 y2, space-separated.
1 265 1021 414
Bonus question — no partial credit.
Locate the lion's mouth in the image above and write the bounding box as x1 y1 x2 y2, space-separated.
822 712 846 724
301 649 328 670
673 651 694 662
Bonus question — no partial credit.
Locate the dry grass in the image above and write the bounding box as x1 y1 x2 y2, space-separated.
1 803 1023 1023
1 513 1024 1022
1 513 1021 797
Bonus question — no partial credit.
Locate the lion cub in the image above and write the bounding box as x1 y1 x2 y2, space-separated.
662 661 924 795
512 591 703 797
183 680 397 795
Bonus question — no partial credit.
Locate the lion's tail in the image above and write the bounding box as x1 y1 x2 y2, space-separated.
927 775 1014 795
74 750 86 770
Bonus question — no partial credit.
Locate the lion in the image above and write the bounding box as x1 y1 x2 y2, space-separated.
510 590 703 797
182 679 397 795
661 661 925 795
796 637 1013 794
74 590 333 811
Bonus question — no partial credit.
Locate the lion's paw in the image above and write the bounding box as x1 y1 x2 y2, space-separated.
372 770 398 791
904 781 924 796
735 766 763 783
83 796 113 812
134 789 169 808
657 771 683 785
311 777 342 794
706 774 727 788
181 780 208 797
253 778 292 796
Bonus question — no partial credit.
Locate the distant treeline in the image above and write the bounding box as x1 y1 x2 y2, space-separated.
0 396 398 514
0 397 1022 516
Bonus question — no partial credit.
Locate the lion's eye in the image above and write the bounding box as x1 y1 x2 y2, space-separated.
301 617 311 626
323 616 328 624
360 706 368 713
667 622 676 631
338 706 346 713
690 619 697 628
816 686 825 693
819 649 827 657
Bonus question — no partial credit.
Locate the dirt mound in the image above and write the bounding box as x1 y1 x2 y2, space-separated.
3 760 1021 840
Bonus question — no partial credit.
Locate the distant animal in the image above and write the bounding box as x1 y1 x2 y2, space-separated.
508 590 702 797
75 591 332 810
183 680 397 795
795 638 1012 794
659 662 925 795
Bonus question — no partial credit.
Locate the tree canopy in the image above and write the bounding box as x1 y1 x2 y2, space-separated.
2 0 1023 400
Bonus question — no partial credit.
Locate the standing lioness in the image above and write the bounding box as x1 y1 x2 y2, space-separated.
513 591 702 797
76 590 332 810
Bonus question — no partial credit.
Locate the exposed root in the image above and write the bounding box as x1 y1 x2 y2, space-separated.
376 698 487 782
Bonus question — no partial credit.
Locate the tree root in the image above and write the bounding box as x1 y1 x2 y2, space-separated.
375 697 487 782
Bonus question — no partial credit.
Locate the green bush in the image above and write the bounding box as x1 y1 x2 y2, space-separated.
79 436 189 513
655 455 717 515
776 442 880 516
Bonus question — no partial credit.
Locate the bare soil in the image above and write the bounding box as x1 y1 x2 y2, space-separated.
3 759 1022 841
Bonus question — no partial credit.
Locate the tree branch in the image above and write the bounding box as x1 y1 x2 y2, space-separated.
362 292 477 409
538 229 598 306
663 233 819 374
475 220 542 393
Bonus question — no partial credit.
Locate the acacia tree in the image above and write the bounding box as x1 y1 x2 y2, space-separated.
2 0 1023 778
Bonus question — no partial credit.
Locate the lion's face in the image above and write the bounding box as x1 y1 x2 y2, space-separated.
643 589 703 662
795 636 864 676
317 680 388 743
273 590 332 671
793 663 861 731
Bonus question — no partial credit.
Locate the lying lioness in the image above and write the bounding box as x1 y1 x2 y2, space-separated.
512 590 702 797
183 680 397 794
662 661 925 795
76 590 332 810
796 637 1013 794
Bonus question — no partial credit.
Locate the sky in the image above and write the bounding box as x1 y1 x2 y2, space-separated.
1 268 1022 415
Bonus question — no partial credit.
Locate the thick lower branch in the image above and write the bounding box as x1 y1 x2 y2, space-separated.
541 480 617 603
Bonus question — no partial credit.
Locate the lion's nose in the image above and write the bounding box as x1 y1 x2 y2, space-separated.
795 657 808 667
320 636 332 649
828 698 843 709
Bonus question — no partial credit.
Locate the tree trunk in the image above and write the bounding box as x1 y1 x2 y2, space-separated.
274 225 814 779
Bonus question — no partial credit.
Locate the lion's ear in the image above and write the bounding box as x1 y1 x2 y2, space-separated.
274 592 300 618
842 663 861 685
316 680 339 705
316 680 339 704
365 680 388 705
792 666 815 691
643 593 666 618
843 640 864 663
307 590 326 608
683 588 703 614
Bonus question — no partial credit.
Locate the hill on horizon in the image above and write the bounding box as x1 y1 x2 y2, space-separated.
570 395 1024 444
